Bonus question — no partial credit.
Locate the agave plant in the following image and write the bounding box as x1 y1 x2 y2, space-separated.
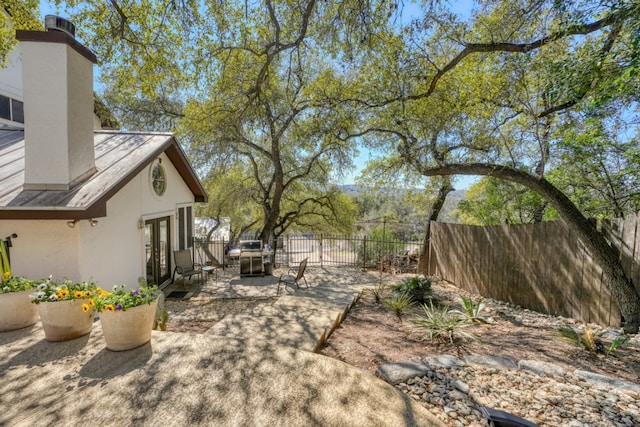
456 296 494 323
412 301 475 344
384 292 414 322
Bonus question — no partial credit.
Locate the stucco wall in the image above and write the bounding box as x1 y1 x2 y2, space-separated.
1 151 197 288
0 221 80 282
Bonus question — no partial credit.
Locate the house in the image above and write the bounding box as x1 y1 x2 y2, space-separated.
0 16 207 288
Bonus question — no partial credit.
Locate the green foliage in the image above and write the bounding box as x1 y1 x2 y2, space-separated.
56 0 364 242
607 335 630 356
549 118 640 219
412 301 475 344
0 0 41 65
383 292 414 322
456 178 558 226
391 276 431 303
456 296 494 323
0 276 38 294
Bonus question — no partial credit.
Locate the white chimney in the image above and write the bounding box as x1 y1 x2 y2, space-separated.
16 17 97 190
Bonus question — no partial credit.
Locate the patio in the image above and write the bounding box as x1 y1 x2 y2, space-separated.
0 267 444 426
163 264 391 300
162 265 398 352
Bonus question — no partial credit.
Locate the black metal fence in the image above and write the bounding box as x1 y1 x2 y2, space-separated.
193 233 423 272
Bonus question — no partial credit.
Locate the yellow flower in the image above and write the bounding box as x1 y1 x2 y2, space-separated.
84 290 92 297
105 304 115 312
74 291 83 298
88 299 95 307
2 271 10 280
58 288 69 298
82 303 90 313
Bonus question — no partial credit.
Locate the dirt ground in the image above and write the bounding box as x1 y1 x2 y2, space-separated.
160 280 640 384
318 281 640 384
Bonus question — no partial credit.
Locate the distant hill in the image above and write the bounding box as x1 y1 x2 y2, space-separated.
339 185 362 196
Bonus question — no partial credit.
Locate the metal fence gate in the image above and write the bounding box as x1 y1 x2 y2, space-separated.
193 233 423 272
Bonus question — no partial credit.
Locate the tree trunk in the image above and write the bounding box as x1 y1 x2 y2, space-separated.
418 180 454 275
416 163 640 333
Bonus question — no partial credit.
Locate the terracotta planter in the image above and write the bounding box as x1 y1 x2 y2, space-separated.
99 298 158 351
37 299 95 341
0 290 39 332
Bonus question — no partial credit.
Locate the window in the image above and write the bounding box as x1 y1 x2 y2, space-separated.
151 163 166 196
11 99 24 123
0 95 9 120
177 206 193 250
0 95 24 123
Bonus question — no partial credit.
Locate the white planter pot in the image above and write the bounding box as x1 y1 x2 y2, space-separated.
0 289 39 332
37 299 95 341
99 298 158 351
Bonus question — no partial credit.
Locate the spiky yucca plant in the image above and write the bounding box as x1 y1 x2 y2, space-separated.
456 296 494 323
384 292 414 322
412 301 475 344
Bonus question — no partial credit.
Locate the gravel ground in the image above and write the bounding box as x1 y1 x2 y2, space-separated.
320 279 640 427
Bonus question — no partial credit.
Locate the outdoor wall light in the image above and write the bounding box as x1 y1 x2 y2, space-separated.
88 219 98 227
67 220 78 228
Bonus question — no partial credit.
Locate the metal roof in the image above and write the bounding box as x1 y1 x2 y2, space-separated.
0 129 207 219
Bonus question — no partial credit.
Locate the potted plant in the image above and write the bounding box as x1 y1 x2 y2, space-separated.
0 274 40 332
30 277 97 341
95 284 159 351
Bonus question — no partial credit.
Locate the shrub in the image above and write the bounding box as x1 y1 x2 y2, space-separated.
391 276 431 303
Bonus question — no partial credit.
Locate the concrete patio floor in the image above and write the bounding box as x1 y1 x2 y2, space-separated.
0 267 444 426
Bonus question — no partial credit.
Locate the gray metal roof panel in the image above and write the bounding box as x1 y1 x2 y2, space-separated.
0 130 204 218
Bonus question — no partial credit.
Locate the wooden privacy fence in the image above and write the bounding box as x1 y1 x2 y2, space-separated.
427 214 640 327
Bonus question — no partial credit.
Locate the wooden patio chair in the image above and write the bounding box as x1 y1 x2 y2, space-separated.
277 258 309 295
171 249 203 284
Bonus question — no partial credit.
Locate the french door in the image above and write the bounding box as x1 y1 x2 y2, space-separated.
145 217 171 286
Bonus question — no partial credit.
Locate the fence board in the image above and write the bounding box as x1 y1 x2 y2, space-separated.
428 217 640 328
